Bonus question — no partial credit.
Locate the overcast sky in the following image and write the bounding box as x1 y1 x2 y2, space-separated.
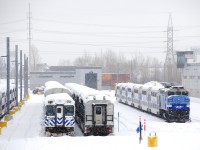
0 0 200 65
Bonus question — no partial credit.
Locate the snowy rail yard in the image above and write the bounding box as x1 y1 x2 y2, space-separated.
0 92 200 150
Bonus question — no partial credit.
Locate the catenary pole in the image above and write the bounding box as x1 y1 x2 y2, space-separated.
6 37 10 115
24 54 26 99
15 45 18 106
20 50 22 102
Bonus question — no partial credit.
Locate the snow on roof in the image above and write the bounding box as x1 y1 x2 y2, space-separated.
84 94 112 102
65 83 112 104
44 81 71 97
45 81 63 87
45 93 74 105
133 83 143 89
125 83 135 89
144 81 164 88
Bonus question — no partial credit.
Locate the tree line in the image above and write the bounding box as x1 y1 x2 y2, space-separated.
72 49 170 84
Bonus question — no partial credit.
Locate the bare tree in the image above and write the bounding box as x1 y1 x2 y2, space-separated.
30 45 41 71
58 59 71 66
73 49 166 83
74 50 92 66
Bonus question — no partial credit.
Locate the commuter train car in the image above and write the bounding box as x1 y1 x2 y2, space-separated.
65 83 114 136
0 79 17 119
115 82 190 122
44 81 75 136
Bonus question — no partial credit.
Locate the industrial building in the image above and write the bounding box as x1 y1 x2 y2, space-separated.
177 50 200 98
30 66 102 90
182 63 200 98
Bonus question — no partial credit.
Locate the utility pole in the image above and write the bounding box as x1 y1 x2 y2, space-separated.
26 57 29 98
24 54 26 99
28 3 31 70
23 54 29 98
6 37 10 115
15 45 18 106
164 14 176 82
20 50 23 102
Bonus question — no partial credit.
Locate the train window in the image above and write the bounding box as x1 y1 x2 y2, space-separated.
128 88 131 92
96 107 101 114
46 105 56 116
182 91 188 96
57 108 61 113
142 91 146 95
151 92 156 97
168 91 175 96
64 105 74 116
134 90 138 93
176 91 181 95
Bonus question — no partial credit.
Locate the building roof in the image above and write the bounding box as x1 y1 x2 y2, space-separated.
49 66 102 71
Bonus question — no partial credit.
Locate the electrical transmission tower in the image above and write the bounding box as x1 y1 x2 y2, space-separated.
164 14 177 82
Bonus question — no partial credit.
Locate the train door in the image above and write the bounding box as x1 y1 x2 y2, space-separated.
94 105 106 125
56 105 64 126
85 72 97 89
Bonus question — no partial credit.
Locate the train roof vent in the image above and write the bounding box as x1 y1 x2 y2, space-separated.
48 100 53 104
170 86 184 90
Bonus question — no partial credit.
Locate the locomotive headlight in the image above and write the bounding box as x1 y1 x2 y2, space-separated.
168 98 173 102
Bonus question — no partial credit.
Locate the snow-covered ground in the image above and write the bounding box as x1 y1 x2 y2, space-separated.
0 91 200 150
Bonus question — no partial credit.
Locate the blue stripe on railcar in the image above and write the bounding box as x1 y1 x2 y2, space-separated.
170 104 189 111
167 95 190 110
45 117 75 127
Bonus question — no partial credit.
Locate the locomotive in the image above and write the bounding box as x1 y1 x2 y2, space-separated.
65 83 114 135
44 81 75 136
115 82 190 122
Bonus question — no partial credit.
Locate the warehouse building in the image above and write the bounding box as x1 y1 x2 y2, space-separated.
182 63 200 98
30 66 102 90
177 50 200 98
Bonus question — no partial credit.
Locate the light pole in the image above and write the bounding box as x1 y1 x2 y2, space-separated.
1 37 11 115
15 45 19 106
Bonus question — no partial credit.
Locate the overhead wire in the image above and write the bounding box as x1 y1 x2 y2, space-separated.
0 19 27 26
32 39 165 48
0 29 27 34
32 18 166 29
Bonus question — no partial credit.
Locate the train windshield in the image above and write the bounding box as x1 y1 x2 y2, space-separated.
182 91 189 96
46 105 56 116
168 91 175 96
64 105 74 116
176 91 181 95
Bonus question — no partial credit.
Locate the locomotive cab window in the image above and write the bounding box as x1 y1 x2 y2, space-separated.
182 91 188 96
64 105 74 116
168 91 174 96
96 107 102 114
176 91 181 95
46 105 56 116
